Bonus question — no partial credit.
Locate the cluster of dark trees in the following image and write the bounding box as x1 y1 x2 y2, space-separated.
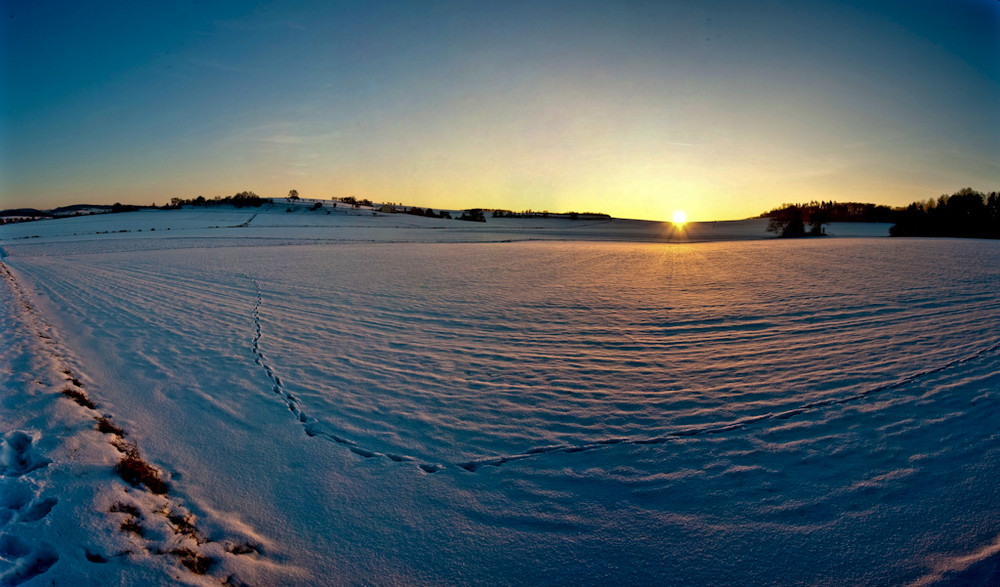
396 206 451 219
889 188 1000 238
458 209 486 222
168 191 271 209
800 201 898 222
287 192 376 209
377 203 488 221
338 196 374 208
490 209 611 219
764 189 999 239
764 200 901 237
765 204 828 237
491 209 552 218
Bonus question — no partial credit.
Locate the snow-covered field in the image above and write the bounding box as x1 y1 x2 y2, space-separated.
1 205 997 586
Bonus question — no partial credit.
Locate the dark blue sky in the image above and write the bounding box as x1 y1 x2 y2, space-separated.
2 0 997 220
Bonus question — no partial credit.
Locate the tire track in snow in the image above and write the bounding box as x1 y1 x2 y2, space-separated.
233 213 257 228
248 278 443 473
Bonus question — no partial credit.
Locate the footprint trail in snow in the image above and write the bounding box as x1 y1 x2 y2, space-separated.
249 278 442 472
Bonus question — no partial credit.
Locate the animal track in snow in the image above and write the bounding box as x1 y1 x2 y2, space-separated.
249 278 306 420
248 278 444 474
248 268 1000 475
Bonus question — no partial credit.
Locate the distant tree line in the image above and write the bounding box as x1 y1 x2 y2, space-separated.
765 204 828 238
0 209 55 223
762 201 898 223
492 209 553 218
329 196 372 208
763 200 900 237
889 188 1000 238
378 204 611 222
168 191 271 209
763 190 999 239
459 209 486 222
0 204 137 224
490 209 611 219
0 215 46 225
111 202 143 213
404 206 451 219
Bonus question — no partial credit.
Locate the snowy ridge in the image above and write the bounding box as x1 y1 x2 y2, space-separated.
0 261 286 586
0 260 69 584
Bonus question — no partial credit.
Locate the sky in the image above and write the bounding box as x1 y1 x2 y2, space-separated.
1 0 998 221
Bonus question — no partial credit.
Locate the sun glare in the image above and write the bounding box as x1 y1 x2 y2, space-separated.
672 210 688 225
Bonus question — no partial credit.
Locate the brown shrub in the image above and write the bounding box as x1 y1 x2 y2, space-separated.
114 444 169 494
109 501 141 517
95 416 125 436
167 512 202 541
61 387 96 409
110 501 144 536
120 517 144 536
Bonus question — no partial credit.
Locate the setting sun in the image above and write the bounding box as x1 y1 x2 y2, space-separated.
672 210 688 225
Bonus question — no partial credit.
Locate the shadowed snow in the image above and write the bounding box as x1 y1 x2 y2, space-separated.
0 206 995 585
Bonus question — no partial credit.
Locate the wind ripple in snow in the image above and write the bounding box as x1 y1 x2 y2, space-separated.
5 219 1000 584
248 277 440 471
457 334 1000 471
224 241 1000 478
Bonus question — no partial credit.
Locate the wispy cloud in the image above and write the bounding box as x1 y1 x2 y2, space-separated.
224 121 342 147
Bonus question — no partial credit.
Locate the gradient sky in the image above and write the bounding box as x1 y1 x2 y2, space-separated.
2 0 998 221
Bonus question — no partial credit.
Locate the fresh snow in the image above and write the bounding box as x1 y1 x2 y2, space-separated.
1 204 997 586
